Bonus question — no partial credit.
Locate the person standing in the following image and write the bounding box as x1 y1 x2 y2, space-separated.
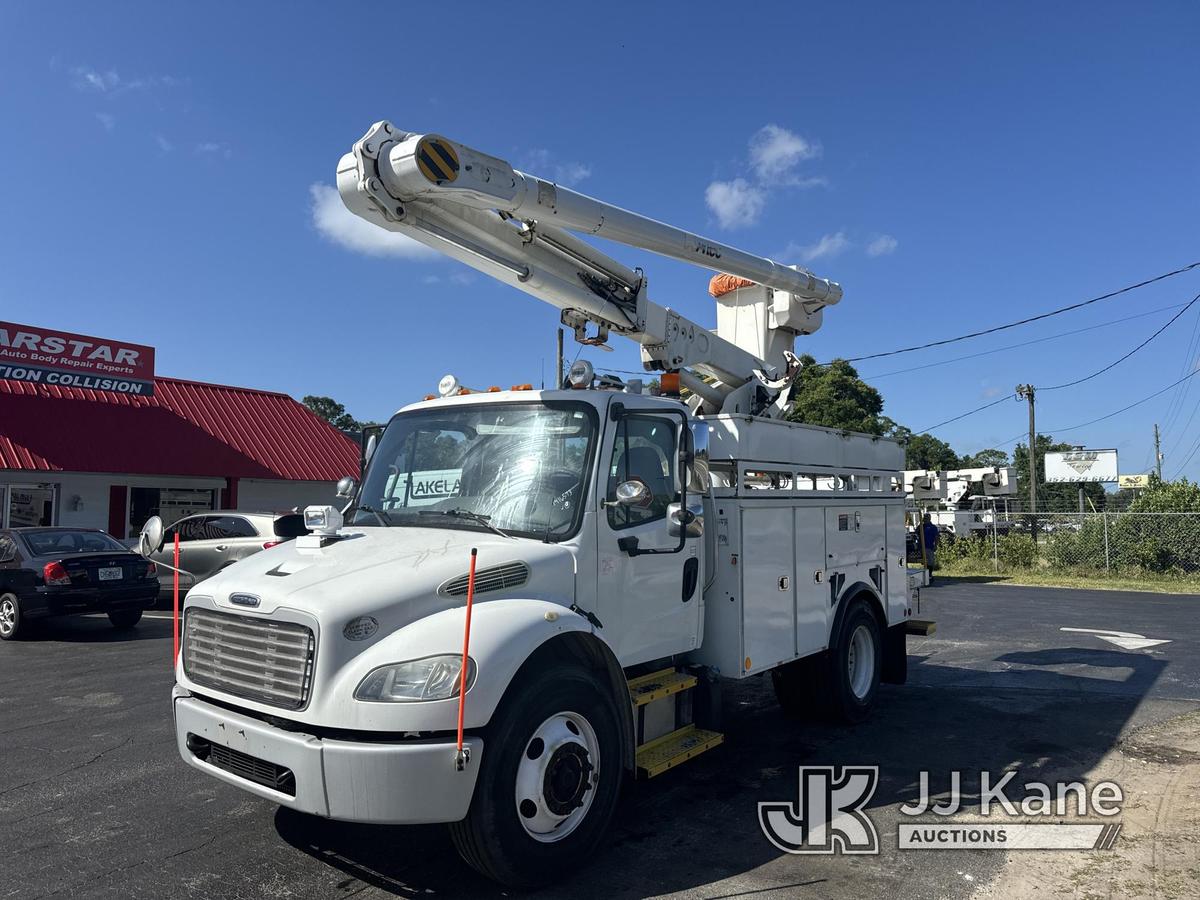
922 513 940 580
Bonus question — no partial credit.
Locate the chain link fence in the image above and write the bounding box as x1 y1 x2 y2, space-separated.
932 511 1200 578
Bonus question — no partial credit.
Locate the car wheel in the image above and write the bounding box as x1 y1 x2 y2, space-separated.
0 593 24 640
449 663 623 887
108 609 143 629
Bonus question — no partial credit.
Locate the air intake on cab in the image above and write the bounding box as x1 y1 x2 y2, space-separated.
439 561 530 597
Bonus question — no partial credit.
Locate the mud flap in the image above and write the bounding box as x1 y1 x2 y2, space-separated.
882 622 908 685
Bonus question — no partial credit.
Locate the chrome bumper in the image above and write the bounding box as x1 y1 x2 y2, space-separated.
173 690 483 824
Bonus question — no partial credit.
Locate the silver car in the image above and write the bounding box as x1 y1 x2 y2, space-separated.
150 511 308 599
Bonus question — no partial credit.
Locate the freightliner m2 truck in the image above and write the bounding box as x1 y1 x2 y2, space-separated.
153 122 914 886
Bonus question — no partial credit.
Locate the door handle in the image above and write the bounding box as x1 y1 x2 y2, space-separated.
215 545 229 552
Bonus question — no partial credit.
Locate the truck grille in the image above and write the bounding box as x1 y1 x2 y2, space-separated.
183 609 315 710
440 561 529 596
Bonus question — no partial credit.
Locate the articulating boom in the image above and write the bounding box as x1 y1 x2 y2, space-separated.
337 121 843 418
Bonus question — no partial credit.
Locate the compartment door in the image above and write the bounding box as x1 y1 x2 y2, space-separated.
795 507 828 656
741 507 795 673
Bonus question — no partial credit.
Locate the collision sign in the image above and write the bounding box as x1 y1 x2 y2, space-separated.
0 321 155 396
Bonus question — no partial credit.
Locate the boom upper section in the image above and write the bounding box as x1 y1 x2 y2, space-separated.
337 121 843 418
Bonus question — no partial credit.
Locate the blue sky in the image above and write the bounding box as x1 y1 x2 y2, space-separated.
2 2 1199 476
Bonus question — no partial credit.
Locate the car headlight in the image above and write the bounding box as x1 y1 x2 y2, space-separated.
354 655 476 702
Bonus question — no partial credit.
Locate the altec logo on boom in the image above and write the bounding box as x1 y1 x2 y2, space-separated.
0 321 155 396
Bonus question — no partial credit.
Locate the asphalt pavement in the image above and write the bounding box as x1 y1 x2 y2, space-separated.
1 582 1196 900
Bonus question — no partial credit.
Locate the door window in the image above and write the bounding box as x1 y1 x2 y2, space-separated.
607 416 678 529
204 516 258 539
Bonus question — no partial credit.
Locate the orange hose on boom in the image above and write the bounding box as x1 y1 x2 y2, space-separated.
454 547 478 770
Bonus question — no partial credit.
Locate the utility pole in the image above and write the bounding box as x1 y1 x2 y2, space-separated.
1016 384 1038 542
555 328 564 389
1154 422 1163 480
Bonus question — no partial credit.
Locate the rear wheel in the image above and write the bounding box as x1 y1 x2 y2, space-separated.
0 593 24 640
449 663 623 887
108 609 142 629
828 599 882 723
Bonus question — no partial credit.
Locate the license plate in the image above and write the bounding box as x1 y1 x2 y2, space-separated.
98 567 123 581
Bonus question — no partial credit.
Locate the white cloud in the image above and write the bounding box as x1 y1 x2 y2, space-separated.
749 124 820 182
73 66 120 92
450 271 475 285
519 149 592 186
309 183 437 260
866 234 898 257
787 231 850 263
705 178 766 229
155 134 174 152
195 141 232 159
70 66 179 94
95 112 116 132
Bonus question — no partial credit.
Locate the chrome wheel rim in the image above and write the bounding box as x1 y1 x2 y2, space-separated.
514 710 600 843
847 623 875 700
0 599 15 636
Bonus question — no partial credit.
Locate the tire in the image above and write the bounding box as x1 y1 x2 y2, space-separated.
827 598 882 724
449 663 624 887
108 609 143 629
0 593 25 641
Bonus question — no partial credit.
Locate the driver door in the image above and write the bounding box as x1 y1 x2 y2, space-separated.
596 411 701 665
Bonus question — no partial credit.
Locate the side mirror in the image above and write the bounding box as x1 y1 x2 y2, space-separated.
138 516 165 557
608 479 651 508
364 433 378 467
336 476 358 499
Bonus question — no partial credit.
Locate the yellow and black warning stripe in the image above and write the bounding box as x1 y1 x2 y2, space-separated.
416 137 460 184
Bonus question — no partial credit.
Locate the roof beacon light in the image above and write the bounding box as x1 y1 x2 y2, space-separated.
438 374 462 398
567 359 594 389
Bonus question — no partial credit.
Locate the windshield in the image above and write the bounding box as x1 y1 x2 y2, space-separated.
22 530 127 555
353 401 598 540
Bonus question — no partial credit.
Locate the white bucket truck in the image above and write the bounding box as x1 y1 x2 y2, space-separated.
149 122 914 886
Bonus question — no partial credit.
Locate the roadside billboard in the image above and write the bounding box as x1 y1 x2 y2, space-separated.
0 321 155 396
1044 449 1118 484
1119 473 1151 489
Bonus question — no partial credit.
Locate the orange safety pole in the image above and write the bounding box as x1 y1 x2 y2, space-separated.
454 548 478 770
172 533 181 663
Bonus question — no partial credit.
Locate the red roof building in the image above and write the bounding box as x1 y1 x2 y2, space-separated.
0 376 360 537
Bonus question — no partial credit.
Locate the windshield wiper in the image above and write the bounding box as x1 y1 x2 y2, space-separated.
355 504 393 527
419 507 513 539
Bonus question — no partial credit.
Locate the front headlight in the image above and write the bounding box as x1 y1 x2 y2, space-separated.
354 654 476 703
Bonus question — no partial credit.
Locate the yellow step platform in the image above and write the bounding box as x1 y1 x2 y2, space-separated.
635 724 724 778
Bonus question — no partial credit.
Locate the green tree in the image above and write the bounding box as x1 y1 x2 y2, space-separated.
787 355 888 435
303 395 361 432
1013 435 1106 512
902 433 961 470
961 448 1010 468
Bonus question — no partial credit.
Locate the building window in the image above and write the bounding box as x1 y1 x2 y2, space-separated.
4 484 55 528
129 487 216 535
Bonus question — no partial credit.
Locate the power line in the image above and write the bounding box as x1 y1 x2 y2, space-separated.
916 288 1200 435
863 301 1186 380
916 393 1016 433
1042 367 1200 435
833 260 1200 364
1040 291 1200 391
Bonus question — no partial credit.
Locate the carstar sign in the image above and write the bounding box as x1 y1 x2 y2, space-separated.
0 321 155 396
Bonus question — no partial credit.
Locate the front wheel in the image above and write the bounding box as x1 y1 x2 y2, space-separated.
449 663 623 887
108 609 142 629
